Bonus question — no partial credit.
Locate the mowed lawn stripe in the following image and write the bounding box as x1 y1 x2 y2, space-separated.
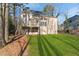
64 34 79 40
52 35 79 52
39 35 56 56
29 35 39 56
41 35 63 56
38 36 48 56
49 35 79 55
57 34 79 44
37 35 45 56
56 34 79 49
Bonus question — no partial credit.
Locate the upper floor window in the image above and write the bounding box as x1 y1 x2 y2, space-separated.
40 22 47 26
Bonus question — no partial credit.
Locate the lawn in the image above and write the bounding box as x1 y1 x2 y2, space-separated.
28 34 79 56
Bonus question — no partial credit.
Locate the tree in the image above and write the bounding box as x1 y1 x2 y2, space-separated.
0 3 6 47
8 16 15 35
16 4 25 35
43 4 54 16
64 13 70 33
4 4 9 42
0 3 9 45
55 12 60 18
13 3 25 35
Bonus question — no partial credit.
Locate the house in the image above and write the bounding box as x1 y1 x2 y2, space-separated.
20 8 58 34
68 15 79 30
64 15 79 34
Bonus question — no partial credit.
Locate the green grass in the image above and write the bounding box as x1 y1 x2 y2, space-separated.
28 34 79 56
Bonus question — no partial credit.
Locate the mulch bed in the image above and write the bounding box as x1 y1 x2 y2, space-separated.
0 35 28 56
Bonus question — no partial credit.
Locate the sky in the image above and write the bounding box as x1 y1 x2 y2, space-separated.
17 3 79 25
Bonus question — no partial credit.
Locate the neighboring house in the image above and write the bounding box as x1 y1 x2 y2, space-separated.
20 8 58 34
64 15 79 34
68 15 79 30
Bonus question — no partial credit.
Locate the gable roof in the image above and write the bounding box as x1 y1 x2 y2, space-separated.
68 15 79 21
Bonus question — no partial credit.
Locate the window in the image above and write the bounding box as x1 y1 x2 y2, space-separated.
40 22 47 26
45 22 47 26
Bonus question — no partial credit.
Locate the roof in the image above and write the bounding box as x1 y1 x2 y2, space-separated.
30 10 43 16
68 15 79 21
22 9 56 18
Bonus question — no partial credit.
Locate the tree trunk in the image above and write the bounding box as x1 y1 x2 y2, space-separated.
4 3 9 42
0 3 9 46
13 4 17 35
0 4 5 47
2 3 6 45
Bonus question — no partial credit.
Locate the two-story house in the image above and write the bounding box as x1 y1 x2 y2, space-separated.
20 8 58 34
